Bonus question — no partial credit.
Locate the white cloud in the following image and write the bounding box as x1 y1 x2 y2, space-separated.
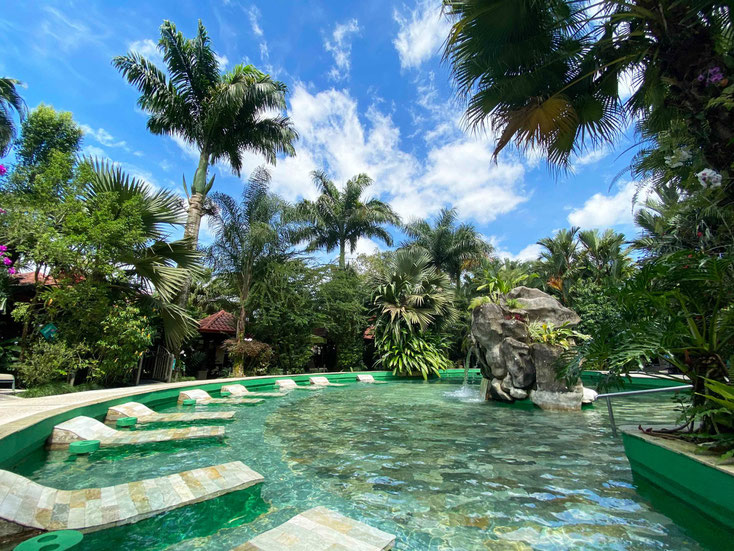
393 0 451 70
83 145 106 158
247 6 264 37
344 237 381 263
503 243 543 262
573 146 612 168
567 180 641 228
128 38 162 65
81 124 129 151
324 19 360 81
215 54 229 69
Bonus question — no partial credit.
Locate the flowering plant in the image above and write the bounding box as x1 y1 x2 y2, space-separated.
696 168 722 188
0 165 6 176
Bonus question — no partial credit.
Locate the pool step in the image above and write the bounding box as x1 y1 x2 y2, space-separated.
0 461 263 537
177 389 264 405
47 416 224 449
105 402 236 425
234 506 395 550
309 377 346 387
356 374 386 384
221 384 285 398
275 379 323 391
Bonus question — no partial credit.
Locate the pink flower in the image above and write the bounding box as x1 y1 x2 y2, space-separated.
7 267 15 275
0 208 5 214
0 165 6 176
0 245 6 252
2 257 11 266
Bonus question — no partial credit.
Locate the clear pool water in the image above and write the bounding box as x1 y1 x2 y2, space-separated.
11 381 732 550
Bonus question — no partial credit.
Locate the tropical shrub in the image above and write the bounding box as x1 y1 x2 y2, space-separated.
225 338 273 376
372 249 456 378
528 322 589 350
16 340 93 387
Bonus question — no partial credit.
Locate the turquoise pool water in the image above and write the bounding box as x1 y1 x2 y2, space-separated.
11 381 731 550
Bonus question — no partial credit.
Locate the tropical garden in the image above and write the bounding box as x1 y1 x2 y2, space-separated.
0 2 732 458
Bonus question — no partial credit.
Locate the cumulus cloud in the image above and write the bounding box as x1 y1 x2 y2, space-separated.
81 124 129 150
324 19 360 81
393 0 451 70
567 180 640 228
128 38 162 65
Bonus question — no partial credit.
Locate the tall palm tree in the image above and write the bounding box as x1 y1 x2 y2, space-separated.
207 167 294 374
536 227 579 302
403 207 491 291
577 228 631 282
0 77 26 156
442 1 733 172
294 170 400 268
113 20 297 299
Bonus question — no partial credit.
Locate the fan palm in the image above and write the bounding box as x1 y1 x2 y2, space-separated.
294 170 400 268
442 1 733 172
207 167 294 374
113 20 297 297
404 207 491 290
0 77 26 156
577 228 631 281
83 160 202 350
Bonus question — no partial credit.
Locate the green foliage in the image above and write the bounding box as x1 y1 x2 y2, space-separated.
528 322 589 350
19 381 103 398
14 104 81 168
0 77 26 156
468 295 493 311
476 260 538 301
293 171 400 269
224 338 274 376
16 340 93 387
568 279 624 337
372 249 456 378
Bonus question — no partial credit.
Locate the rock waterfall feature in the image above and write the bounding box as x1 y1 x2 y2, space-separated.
471 286 592 411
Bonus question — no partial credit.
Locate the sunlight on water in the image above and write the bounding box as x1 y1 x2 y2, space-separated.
10 381 729 550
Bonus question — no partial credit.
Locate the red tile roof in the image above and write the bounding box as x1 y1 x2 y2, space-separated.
11 272 59 286
198 310 237 334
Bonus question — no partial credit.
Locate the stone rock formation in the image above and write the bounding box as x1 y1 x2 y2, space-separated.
471 286 589 411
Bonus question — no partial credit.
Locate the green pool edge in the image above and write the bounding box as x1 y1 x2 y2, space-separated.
621 429 734 532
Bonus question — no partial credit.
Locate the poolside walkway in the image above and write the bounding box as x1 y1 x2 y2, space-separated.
0 461 263 535
47 416 225 449
234 506 395 551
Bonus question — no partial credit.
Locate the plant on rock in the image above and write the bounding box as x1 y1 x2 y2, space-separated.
528 322 589 351
372 249 456 378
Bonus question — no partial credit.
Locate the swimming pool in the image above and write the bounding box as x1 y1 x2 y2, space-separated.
9 380 731 550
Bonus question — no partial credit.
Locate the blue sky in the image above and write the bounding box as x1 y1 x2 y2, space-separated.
2 0 644 262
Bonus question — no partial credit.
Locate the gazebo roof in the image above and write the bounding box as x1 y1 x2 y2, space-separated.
198 310 237 334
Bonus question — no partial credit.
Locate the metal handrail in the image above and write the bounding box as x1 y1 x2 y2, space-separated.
599 385 693 437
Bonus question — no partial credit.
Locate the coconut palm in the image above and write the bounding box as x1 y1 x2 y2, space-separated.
577 228 631 282
442 1 734 172
113 20 297 299
536 227 579 302
403 207 491 290
294 170 400 269
207 168 294 374
0 77 26 156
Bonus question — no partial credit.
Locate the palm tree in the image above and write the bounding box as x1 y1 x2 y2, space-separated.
84 161 202 349
404 207 491 291
207 168 294 374
294 170 400 268
0 77 26 156
113 20 297 298
577 229 631 282
372 248 457 378
442 1 733 172
536 227 579 302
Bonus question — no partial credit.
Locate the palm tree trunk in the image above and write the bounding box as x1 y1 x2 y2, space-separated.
339 240 346 269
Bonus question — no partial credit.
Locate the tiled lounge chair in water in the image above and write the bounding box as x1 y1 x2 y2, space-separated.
104 401 235 425
0 461 262 533
309 376 345 387
356 374 387 384
220 384 285 398
274 378 322 391
47 416 225 449
233 506 395 550
177 389 263 405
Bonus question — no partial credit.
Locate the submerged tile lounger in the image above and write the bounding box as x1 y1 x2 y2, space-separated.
0 461 263 536
309 376 345 387
220 384 285 398
177 389 264 405
356 374 386 384
275 379 322 391
234 506 395 551
47 416 225 449
105 402 236 425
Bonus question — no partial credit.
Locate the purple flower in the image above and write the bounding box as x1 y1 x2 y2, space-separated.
7 267 15 275
2 257 11 266
0 165 5 176
0 245 6 252
697 74 705 82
